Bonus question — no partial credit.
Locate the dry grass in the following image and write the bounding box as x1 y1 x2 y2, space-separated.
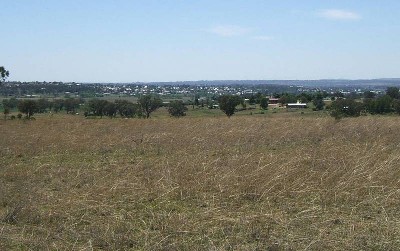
1 114 400 250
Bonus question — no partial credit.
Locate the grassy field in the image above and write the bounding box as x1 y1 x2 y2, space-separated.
1 114 400 250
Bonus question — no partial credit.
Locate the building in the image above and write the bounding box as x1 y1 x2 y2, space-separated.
287 101 308 108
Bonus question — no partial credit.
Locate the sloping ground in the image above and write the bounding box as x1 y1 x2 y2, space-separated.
1 115 400 250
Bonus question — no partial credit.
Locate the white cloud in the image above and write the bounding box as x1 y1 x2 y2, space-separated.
207 25 250 37
252 36 274 41
318 9 361 20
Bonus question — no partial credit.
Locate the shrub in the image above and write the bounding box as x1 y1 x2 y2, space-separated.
168 101 188 117
330 99 363 118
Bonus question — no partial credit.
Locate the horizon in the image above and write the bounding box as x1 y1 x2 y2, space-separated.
2 0 400 82
5 78 400 85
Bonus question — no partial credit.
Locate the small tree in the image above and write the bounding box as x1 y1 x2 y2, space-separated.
138 95 162 118
168 100 188 117
330 99 363 118
278 93 297 105
364 91 376 99
87 99 109 118
64 98 81 114
312 93 325 111
2 98 18 110
104 102 117 118
18 100 38 119
259 97 269 110
37 98 50 113
218 95 242 117
393 100 400 115
115 100 137 118
3 107 10 120
386 87 399 99
52 99 64 113
0 66 9 83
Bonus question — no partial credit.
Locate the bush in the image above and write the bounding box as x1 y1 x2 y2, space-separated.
330 99 363 118
168 101 188 117
17 100 38 119
218 95 242 117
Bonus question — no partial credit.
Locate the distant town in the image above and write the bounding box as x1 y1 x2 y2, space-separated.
1 79 399 99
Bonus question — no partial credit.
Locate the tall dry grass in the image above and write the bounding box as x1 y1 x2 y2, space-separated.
1 115 400 250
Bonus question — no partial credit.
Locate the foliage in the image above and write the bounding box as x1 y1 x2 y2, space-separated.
64 98 82 114
17 100 38 118
52 99 64 113
386 87 399 99
393 99 400 115
115 100 138 118
312 93 325 111
333 91 344 98
3 106 10 119
86 99 109 117
278 93 297 105
218 95 242 117
0 66 9 82
364 95 393 114
330 98 363 118
363 91 376 99
259 97 268 110
2 97 18 109
138 95 163 118
168 100 188 117
104 102 117 118
36 98 50 113
297 93 313 103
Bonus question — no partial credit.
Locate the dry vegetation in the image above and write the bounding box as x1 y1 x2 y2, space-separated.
1 114 400 250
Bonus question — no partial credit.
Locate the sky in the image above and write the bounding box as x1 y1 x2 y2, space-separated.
1 0 400 82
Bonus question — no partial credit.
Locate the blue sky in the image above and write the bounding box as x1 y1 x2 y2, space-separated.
1 0 400 82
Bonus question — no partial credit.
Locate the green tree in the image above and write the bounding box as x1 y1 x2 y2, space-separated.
104 102 117 118
312 93 325 111
364 91 376 99
52 99 64 113
37 98 50 113
0 66 9 83
18 100 38 118
259 97 269 110
115 100 137 118
3 107 10 120
138 95 163 118
64 98 81 114
364 95 393 114
333 91 344 98
393 100 400 115
297 93 313 103
87 99 109 118
386 87 399 99
2 98 18 110
218 95 242 117
278 93 297 105
168 100 188 117
330 99 363 118
254 92 263 104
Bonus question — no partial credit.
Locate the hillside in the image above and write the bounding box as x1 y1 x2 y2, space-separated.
1 115 400 250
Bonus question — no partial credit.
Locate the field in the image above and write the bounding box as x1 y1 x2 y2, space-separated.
1 114 400 250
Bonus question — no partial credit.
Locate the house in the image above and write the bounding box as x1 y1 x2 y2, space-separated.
268 97 279 105
267 97 281 108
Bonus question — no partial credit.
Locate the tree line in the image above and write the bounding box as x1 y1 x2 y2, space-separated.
329 87 400 119
2 95 188 119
